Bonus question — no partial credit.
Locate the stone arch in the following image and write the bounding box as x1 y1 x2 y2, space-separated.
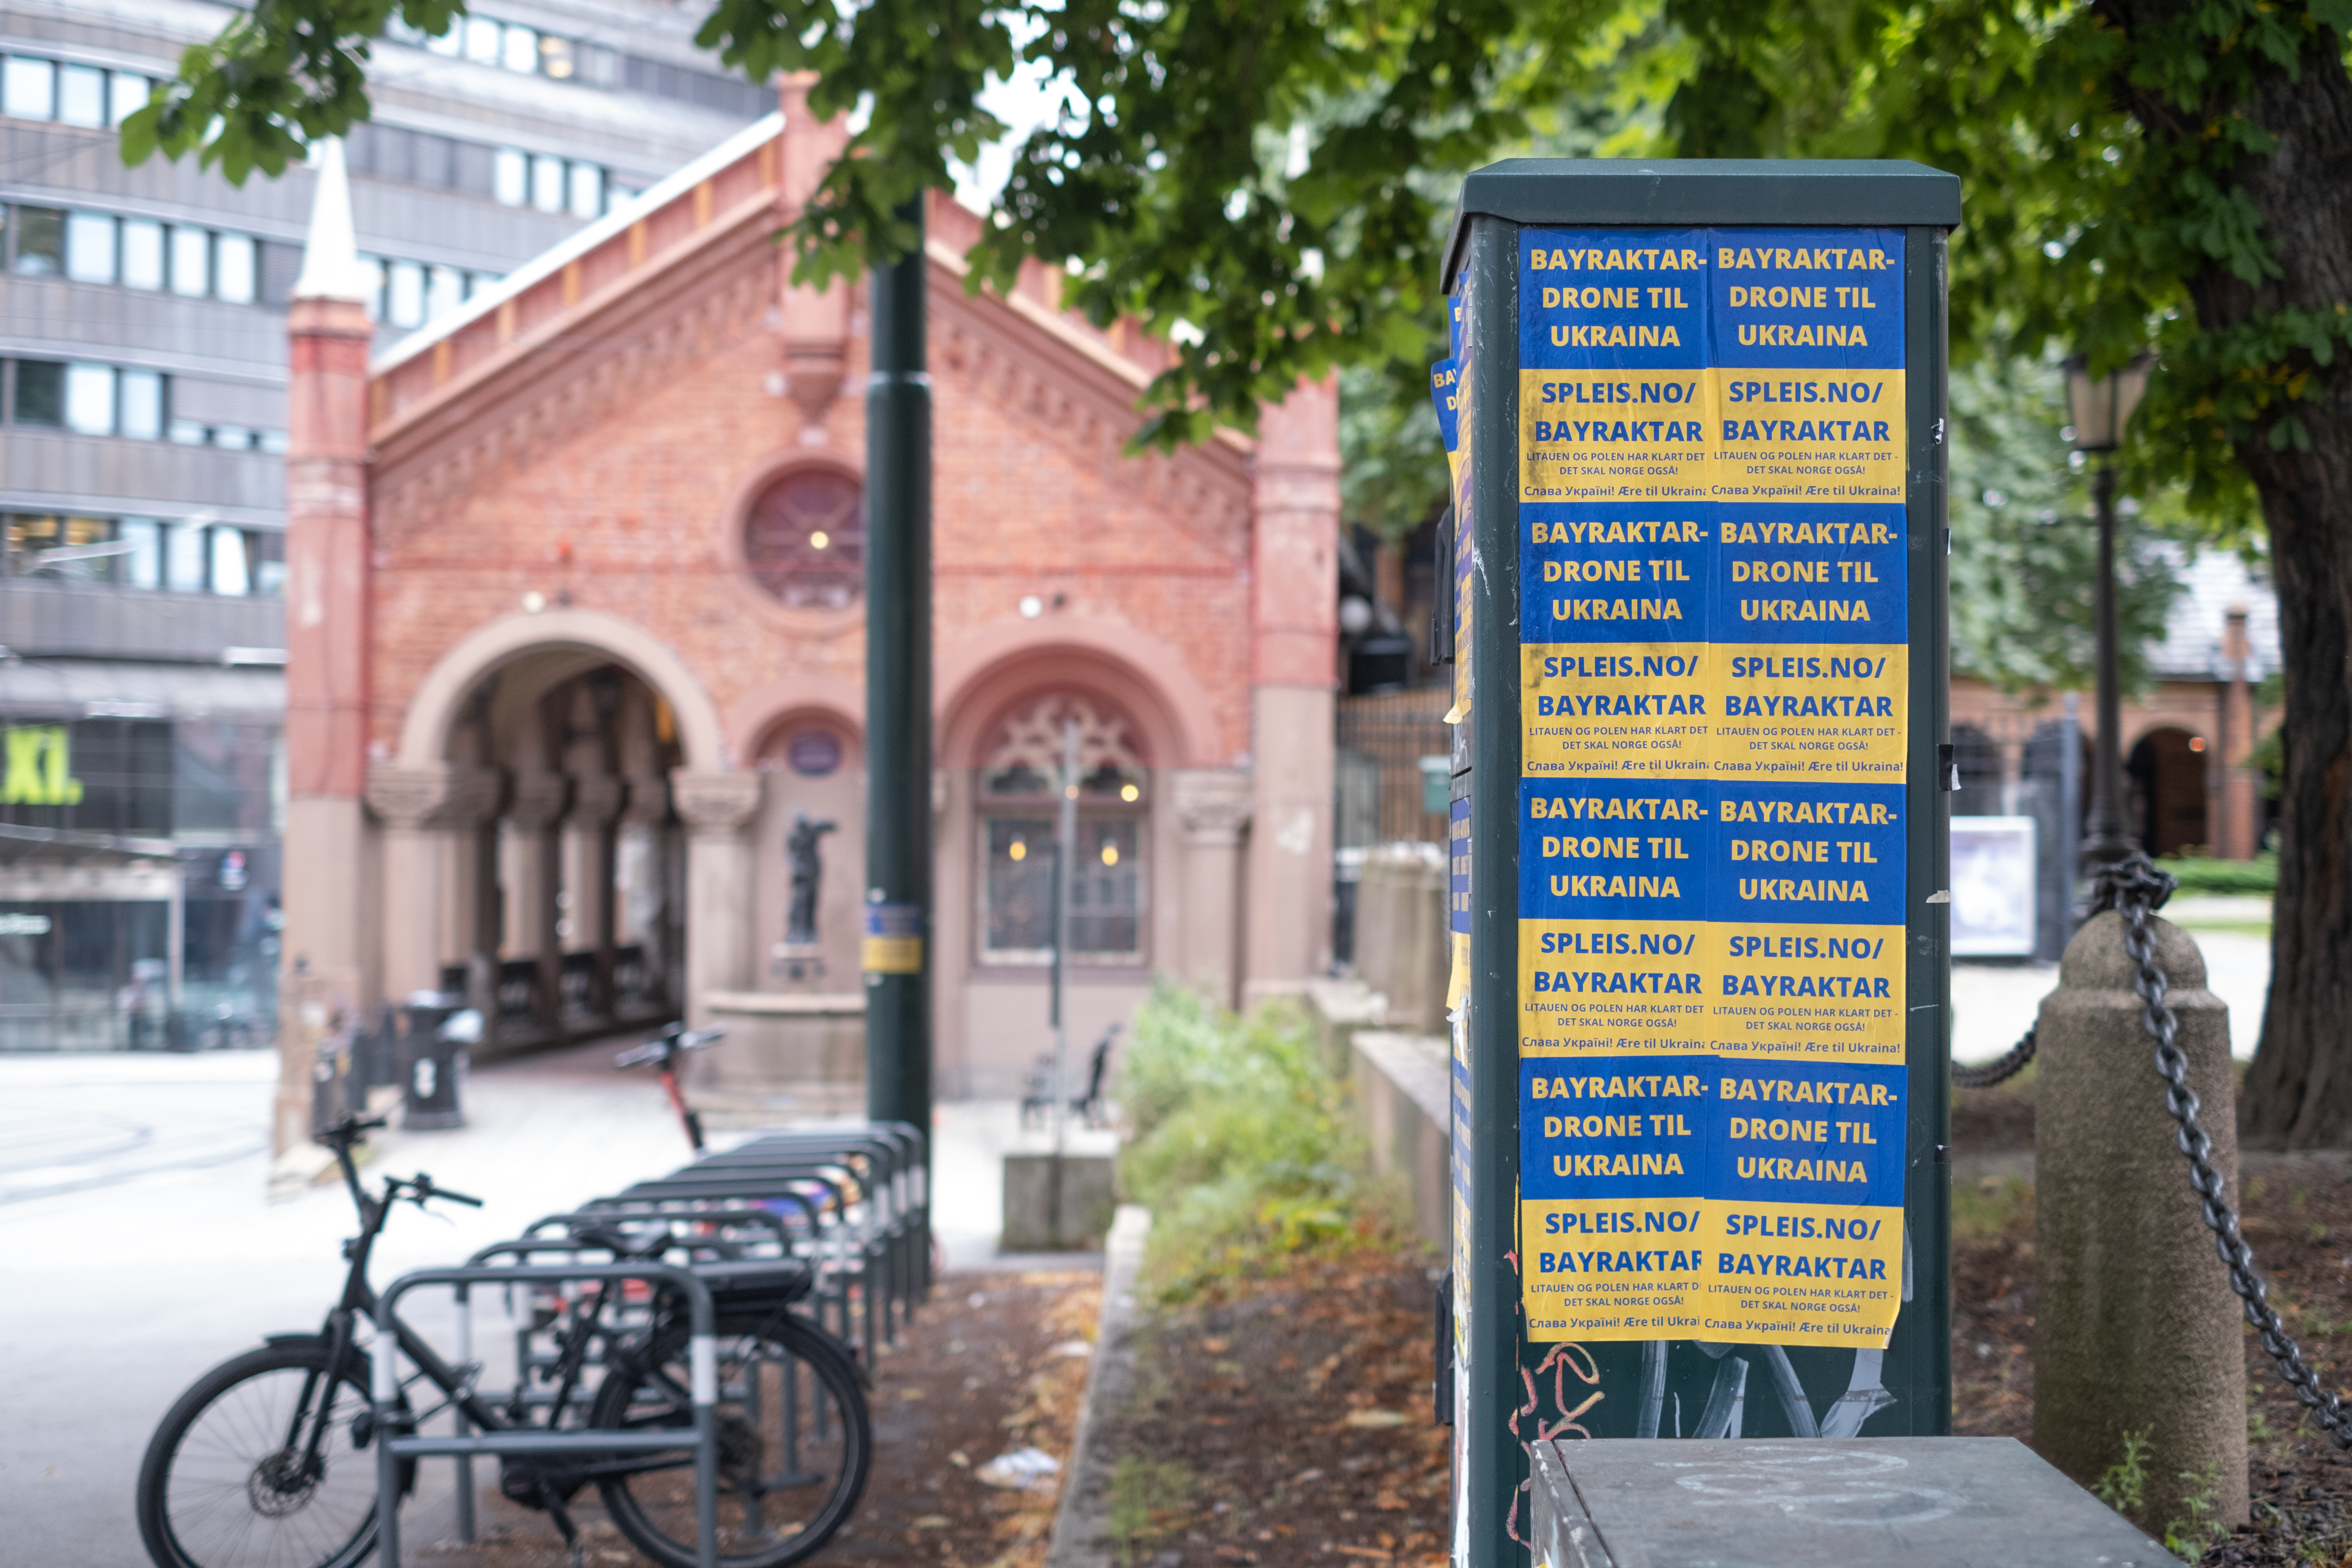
395 608 730 772
935 618 1219 771
2126 724 2209 858
725 673 866 766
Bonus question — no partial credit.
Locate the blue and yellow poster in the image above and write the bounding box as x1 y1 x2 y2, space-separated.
1516 228 1908 1350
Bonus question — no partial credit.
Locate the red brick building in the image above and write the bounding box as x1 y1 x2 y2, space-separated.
270 87 1337 1151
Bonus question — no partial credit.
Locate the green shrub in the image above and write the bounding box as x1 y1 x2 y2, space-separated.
2156 852 2277 896
1118 982 1408 1299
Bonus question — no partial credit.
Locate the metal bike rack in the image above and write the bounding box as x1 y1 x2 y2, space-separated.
373 1262 722 1568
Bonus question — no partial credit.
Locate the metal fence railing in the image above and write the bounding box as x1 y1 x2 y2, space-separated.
1336 687 1453 850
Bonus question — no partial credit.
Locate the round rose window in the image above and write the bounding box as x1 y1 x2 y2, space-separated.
744 469 864 609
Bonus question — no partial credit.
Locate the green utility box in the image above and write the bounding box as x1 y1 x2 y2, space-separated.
1432 159 1961 1565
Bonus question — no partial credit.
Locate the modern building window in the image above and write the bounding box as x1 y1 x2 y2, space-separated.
5 514 118 582
3 56 55 120
64 362 117 434
213 234 256 304
64 210 115 283
5 359 170 439
13 206 62 275
492 147 529 207
500 22 539 74
530 153 565 213
538 35 576 78
169 226 207 297
109 71 147 126
119 369 164 440
425 264 464 321
165 519 206 592
463 15 502 64
976 695 1149 965
13 359 63 425
210 527 250 595
122 217 164 289
0 513 276 595
57 62 105 127
567 162 603 220
385 260 425 330
743 469 864 609
119 517 161 589
0 54 152 125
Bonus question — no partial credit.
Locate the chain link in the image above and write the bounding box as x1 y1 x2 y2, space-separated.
1953 1025 2036 1089
2101 853 2352 1451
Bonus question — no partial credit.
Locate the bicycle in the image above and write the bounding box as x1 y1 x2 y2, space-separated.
135 1114 871 1568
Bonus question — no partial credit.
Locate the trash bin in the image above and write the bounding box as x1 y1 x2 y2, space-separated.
398 991 477 1130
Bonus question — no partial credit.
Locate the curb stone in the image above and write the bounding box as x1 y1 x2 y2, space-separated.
1045 1204 1151 1568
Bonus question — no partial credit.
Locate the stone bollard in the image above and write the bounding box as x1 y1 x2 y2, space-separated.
2033 909 2247 1535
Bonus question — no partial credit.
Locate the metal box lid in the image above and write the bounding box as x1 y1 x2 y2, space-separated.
1530 1437 2173 1568
1441 157 1961 288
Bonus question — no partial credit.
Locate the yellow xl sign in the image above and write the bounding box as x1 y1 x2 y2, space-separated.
2 726 85 806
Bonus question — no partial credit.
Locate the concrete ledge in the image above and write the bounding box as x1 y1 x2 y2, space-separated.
702 991 864 1014
1046 1205 1151 1568
1351 1029 1451 1249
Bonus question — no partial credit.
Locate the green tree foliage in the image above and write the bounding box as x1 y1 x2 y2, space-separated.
121 0 2350 478
1946 356 2185 695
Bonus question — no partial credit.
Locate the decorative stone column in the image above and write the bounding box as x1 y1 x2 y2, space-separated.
1245 375 1340 998
1173 769 1252 1009
506 768 572 1032
569 773 628 1016
673 769 763 1027
366 762 502 1002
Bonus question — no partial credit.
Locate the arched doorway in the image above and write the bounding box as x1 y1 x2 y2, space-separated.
2127 727 2209 858
436 657 686 1050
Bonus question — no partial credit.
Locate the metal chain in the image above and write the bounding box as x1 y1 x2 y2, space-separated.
1948 851 2195 1090
2101 852 2352 1452
1953 1025 2036 1089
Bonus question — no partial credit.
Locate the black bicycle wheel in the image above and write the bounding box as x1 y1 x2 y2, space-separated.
592 1313 871 1568
135 1341 399 1568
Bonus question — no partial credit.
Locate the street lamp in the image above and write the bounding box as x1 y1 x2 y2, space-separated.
2062 352 2153 872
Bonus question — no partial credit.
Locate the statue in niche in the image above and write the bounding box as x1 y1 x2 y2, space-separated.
784 811 837 950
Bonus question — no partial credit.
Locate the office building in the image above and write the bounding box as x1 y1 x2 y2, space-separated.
0 0 763 1048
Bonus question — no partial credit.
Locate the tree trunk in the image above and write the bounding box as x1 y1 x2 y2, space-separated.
2105 2 2352 1144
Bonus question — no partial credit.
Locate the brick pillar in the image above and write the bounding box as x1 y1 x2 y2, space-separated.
1243 375 1340 998
2218 605 2258 859
777 74 851 436
275 173 377 1161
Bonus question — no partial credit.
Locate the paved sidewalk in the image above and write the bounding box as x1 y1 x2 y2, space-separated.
1954 911 2272 1064
0 1035 1068 1566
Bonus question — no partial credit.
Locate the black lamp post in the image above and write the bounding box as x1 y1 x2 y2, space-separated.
2062 352 2152 872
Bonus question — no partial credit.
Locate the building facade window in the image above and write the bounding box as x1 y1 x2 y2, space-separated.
743 469 864 609
3 513 283 594
5 360 172 440
975 695 1149 966
1 53 152 126
6 204 270 304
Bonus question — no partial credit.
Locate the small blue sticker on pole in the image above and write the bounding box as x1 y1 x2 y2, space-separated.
862 902 923 974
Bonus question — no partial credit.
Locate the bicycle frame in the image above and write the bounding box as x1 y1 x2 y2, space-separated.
293 1129 690 1538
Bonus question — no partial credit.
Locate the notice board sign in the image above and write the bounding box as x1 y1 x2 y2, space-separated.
1440 160 1959 1568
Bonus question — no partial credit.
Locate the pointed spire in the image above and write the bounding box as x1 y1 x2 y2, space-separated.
293 138 372 303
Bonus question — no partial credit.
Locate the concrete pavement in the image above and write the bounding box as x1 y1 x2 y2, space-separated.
0 1034 1096 1566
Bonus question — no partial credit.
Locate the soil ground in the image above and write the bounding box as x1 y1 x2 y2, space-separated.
1953 1078 2352 1566
423 1270 1100 1568
1089 1257 1452 1568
